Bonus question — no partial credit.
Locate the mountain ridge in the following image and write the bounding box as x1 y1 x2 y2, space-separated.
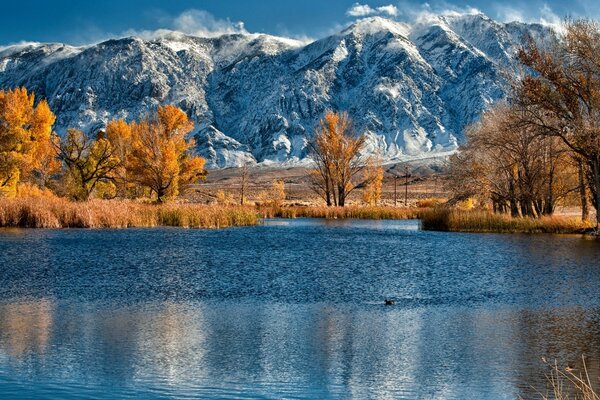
0 14 551 167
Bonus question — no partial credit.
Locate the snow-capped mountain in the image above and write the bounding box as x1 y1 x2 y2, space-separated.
0 14 551 167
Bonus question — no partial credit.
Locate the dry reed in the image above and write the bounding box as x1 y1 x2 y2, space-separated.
259 205 425 220
527 356 600 400
0 197 258 228
421 208 593 234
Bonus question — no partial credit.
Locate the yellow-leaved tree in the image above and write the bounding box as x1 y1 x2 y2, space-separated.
105 119 133 197
128 105 206 202
55 129 121 201
0 87 57 197
362 156 384 206
308 111 366 207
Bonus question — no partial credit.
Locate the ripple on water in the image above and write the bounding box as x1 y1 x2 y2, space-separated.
0 219 600 399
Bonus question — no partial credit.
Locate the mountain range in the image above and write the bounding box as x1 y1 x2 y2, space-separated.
0 13 551 167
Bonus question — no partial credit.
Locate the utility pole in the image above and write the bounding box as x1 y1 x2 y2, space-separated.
394 175 398 207
404 164 409 206
240 163 249 205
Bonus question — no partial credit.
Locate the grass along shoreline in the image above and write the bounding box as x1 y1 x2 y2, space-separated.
0 198 595 234
0 198 426 229
420 209 594 234
0 198 259 228
259 205 425 220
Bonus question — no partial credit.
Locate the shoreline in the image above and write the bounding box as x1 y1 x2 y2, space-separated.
0 198 596 235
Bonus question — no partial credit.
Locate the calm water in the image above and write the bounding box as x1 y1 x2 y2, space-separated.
0 219 600 399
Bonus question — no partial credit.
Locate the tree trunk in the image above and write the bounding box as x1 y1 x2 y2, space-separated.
590 159 600 230
509 179 520 217
157 187 166 203
338 184 345 207
578 159 589 222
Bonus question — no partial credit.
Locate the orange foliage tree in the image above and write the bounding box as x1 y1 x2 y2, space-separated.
54 129 121 201
105 119 133 197
362 155 384 206
127 105 206 202
308 111 366 206
0 87 57 197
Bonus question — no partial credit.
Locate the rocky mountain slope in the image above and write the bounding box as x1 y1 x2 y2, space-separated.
0 13 550 167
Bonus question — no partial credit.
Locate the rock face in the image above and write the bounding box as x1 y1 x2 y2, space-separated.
0 14 550 167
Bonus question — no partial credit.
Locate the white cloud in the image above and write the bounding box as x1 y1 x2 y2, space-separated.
346 3 400 18
378 5 400 17
121 9 248 40
172 10 247 37
347 4 377 17
493 3 562 32
539 4 561 28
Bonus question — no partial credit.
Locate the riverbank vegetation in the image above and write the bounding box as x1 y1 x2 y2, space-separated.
533 357 599 400
445 19 600 231
260 205 425 220
0 197 257 228
420 209 592 234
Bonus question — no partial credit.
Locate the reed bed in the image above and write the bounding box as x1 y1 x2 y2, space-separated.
0 197 258 228
259 205 426 220
421 208 594 234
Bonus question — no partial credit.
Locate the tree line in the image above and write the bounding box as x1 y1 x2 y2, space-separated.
447 19 600 228
0 88 382 206
0 88 206 202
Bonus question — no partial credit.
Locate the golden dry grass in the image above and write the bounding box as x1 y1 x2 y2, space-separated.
259 205 426 220
528 357 600 400
421 208 594 234
0 197 258 228
416 197 447 208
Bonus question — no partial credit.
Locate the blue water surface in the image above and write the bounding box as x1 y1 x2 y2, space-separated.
0 219 599 399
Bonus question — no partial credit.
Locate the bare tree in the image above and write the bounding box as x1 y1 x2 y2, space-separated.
517 19 600 227
446 103 577 216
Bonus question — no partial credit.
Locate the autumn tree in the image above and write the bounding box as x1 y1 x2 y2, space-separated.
447 103 577 217
517 19 600 227
257 180 286 207
128 105 206 202
270 179 286 207
308 111 366 206
55 129 120 201
0 87 57 197
105 119 133 197
362 156 384 206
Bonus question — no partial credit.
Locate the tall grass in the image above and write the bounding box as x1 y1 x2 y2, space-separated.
421 208 593 234
259 205 425 220
0 197 258 228
529 357 600 400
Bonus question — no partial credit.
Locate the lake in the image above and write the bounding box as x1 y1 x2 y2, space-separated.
0 219 599 399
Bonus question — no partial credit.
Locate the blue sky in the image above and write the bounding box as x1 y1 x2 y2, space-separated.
1 0 597 45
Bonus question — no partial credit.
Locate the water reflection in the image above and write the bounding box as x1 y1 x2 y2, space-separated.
1 298 599 399
1 221 600 398
0 299 53 358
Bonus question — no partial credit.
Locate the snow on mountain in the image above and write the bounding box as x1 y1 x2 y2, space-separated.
0 14 552 167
